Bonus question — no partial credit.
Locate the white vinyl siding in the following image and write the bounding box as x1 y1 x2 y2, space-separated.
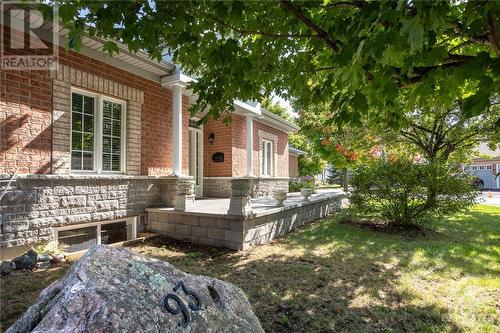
70 88 126 173
261 139 273 176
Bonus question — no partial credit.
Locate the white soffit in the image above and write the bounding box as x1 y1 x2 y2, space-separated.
234 100 261 116
160 72 196 87
34 19 175 82
257 108 300 133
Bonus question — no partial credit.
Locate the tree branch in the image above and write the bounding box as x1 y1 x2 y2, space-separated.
449 39 481 53
280 0 340 52
322 1 367 9
207 14 320 39
315 66 336 71
400 130 427 151
409 121 433 134
401 54 476 86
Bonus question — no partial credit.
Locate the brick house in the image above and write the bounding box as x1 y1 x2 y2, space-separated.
0 22 299 255
288 145 305 179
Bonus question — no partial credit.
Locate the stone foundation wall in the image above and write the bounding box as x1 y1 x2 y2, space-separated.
147 210 243 249
0 175 164 248
203 177 289 198
242 195 343 249
147 193 344 250
203 178 232 197
252 178 289 197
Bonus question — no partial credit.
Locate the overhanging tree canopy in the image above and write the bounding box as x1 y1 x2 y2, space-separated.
398 102 500 162
49 0 499 127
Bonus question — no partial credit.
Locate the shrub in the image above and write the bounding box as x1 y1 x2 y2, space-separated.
349 159 480 226
289 175 316 192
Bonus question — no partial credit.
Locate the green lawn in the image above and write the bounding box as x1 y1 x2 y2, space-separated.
1 205 499 332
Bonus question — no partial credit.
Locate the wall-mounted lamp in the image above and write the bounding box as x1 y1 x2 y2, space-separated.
208 133 215 144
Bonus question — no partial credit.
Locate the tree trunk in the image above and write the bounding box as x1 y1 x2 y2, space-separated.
342 168 349 192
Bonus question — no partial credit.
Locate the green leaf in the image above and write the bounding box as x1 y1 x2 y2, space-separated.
350 91 368 112
341 65 365 89
463 91 490 118
103 41 119 55
400 16 424 52
68 31 83 50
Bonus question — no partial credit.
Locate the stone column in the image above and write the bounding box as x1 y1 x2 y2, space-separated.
228 177 253 216
174 176 195 211
246 114 254 177
160 176 195 210
172 84 183 176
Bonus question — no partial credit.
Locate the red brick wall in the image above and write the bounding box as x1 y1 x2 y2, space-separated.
203 117 233 177
140 90 190 176
58 49 189 176
289 154 299 178
253 120 289 178
203 114 289 178
231 115 247 177
0 69 53 174
1 44 190 175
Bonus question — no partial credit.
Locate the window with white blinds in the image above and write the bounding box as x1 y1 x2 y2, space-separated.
71 89 125 173
102 101 122 172
261 140 273 176
71 93 95 170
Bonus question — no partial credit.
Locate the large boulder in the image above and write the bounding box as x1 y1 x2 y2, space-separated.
6 245 264 333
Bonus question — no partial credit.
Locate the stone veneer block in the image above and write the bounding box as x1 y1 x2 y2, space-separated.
145 193 345 251
0 175 166 248
203 177 289 198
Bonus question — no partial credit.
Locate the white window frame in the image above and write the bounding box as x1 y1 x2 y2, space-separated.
261 139 274 177
70 87 127 174
54 217 137 254
70 89 98 172
188 121 204 197
486 165 493 170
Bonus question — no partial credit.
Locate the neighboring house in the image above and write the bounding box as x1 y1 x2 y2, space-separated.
463 144 500 190
288 145 305 178
316 165 334 183
0 21 298 254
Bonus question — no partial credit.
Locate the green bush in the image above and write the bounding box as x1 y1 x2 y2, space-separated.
349 159 480 226
289 176 316 192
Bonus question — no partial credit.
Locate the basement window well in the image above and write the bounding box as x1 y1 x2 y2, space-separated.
56 217 137 253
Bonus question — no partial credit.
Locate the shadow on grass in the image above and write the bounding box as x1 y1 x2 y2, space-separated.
2 205 497 332
129 235 464 332
285 206 500 277
0 264 70 331
129 205 499 332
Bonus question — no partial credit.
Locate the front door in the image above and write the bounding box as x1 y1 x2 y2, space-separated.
189 127 203 197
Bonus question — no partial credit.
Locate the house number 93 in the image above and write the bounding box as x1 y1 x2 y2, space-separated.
163 281 202 328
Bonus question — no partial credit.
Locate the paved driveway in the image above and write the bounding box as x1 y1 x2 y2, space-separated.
481 191 500 206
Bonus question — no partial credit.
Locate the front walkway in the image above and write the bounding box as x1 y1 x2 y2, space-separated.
482 191 500 206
